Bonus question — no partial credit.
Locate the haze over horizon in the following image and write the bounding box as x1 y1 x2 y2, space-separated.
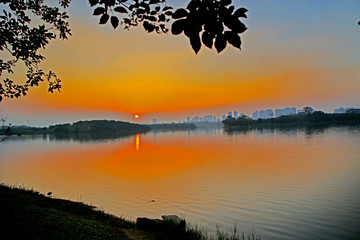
1 0 359 126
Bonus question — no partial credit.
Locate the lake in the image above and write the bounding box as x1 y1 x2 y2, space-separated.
1 126 360 240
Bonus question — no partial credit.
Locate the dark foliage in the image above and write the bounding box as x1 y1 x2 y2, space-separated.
0 184 211 240
0 120 150 142
171 0 247 54
149 122 197 131
303 106 314 114
222 112 360 129
89 0 173 33
88 0 248 54
1 0 247 101
0 184 133 240
0 0 72 102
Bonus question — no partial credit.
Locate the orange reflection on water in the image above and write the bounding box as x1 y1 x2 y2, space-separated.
136 133 140 150
94 136 209 179
2 130 356 194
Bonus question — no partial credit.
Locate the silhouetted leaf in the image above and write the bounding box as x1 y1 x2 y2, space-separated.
157 13 165 21
144 15 157 21
89 0 99 7
224 31 241 49
114 6 128 13
190 32 201 54
222 0 232 6
224 17 247 33
110 16 119 29
215 34 227 53
172 8 188 19
171 19 186 35
187 0 200 11
163 6 173 11
106 0 115 6
358 21 360 25
143 21 155 33
99 13 109 24
141 3 151 13
202 31 214 49
164 11 173 16
93 7 105 16
159 24 168 33
228 6 234 14
233 8 248 18
137 9 146 14
184 26 193 38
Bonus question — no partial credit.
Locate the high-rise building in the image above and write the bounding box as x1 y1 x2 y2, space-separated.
213 116 216 122
297 109 305 114
152 118 157 124
222 115 226 120
252 111 259 120
275 109 283 118
228 112 232 117
265 109 274 118
284 107 291 115
334 107 347 113
290 107 297 115
186 117 190 122
233 111 238 119
259 110 265 119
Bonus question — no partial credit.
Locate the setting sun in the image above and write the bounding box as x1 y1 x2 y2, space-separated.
134 114 139 119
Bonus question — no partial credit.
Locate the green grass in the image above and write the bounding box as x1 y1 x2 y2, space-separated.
0 184 261 240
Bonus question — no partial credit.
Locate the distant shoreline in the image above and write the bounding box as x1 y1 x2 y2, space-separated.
0 120 198 136
1 113 360 138
222 112 360 130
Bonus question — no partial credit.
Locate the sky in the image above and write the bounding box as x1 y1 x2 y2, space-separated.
1 0 360 126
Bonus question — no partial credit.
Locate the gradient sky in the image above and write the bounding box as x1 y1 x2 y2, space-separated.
1 0 359 126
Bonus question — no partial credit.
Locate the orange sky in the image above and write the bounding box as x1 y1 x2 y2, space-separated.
1 1 359 125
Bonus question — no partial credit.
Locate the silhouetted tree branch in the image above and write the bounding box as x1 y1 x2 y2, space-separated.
88 0 247 54
0 0 247 102
0 0 72 102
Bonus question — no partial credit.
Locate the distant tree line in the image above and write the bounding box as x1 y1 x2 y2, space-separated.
149 122 197 131
223 111 360 129
0 120 150 136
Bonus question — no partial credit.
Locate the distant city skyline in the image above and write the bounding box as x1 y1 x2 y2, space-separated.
182 105 359 124
1 103 360 127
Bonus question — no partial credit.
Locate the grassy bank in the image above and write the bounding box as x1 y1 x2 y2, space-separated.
0 184 261 240
0 184 134 240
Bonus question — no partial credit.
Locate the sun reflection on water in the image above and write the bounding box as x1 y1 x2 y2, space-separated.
136 133 140 150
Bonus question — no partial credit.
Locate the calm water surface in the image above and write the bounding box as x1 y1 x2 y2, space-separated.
1 126 360 239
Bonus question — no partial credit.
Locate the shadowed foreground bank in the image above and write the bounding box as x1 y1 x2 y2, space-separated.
0 184 261 240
